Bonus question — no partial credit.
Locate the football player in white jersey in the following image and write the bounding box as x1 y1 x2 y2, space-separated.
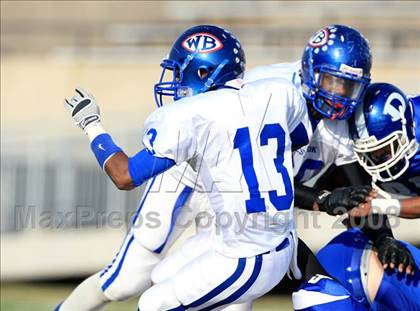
62 24 319 310
243 25 416 279
57 25 251 311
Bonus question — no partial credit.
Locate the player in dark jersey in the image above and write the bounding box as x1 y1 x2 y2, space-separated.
309 83 420 311
349 83 419 218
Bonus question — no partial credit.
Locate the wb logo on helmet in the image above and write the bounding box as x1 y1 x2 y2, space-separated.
182 33 223 53
309 29 328 47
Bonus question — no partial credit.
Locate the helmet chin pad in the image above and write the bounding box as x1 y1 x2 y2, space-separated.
312 94 355 120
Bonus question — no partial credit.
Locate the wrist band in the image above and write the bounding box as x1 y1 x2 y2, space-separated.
91 133 122 169
85 123 106 142
371 199 401 216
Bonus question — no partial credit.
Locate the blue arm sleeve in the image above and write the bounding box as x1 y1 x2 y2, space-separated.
128 149 176 187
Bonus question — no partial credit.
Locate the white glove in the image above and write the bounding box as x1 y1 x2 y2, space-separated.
64 88 101 131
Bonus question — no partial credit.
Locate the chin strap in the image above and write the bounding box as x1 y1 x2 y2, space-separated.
180 52 197 71
202 58 229 91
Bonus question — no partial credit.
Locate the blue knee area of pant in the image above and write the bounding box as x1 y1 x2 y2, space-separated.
293 276 368 311
316 228 370 307
294 297 361 311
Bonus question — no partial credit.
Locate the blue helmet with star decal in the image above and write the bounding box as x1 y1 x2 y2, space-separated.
301 25 372 120
154 25 246 107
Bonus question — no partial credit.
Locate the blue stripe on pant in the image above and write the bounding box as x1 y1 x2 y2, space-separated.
200 255 263 310
132 176 157 225
186 257 247 308
179 255 262 310
101 234 135 292
99 233 131 278
153 186 193 254
99 177 156 283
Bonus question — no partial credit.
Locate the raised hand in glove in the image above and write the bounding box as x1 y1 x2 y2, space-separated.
376 236 417 275
64 88 101 132
315 185 373 216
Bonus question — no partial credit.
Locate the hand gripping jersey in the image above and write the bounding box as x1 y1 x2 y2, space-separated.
142 78 312 257
375 95 420 198
244 62 356 185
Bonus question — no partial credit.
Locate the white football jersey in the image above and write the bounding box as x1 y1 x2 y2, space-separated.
142 78 311 257
243 61 302 89
166 162 205 192
244 62 357 185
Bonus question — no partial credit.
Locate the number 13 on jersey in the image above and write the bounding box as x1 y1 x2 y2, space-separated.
234 123 294 214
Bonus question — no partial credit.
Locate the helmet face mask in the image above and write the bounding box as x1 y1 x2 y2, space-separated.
318 72 364 101
369 141 396 165
154 25 246 107
350 82 418 182
353 130 415 181
154 59 184 107
301 25 372 120
311 70 366 119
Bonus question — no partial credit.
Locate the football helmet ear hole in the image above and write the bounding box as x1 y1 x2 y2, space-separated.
198 67 212 79
175 69 181 82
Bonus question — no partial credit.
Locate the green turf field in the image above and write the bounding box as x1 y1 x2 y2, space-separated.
1 283 293 311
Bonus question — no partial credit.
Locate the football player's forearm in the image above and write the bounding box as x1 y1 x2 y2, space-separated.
399 197 420 219
88 127 134 190
294 182 319 210
90 132 176 190
366 197 420 218
101 148 177 190
86 123 176 190
340 162 372 186
104 152 135 190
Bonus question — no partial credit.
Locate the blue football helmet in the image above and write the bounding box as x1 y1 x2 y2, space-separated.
301 25 372 120
154 25 246 107
350 83 418 182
